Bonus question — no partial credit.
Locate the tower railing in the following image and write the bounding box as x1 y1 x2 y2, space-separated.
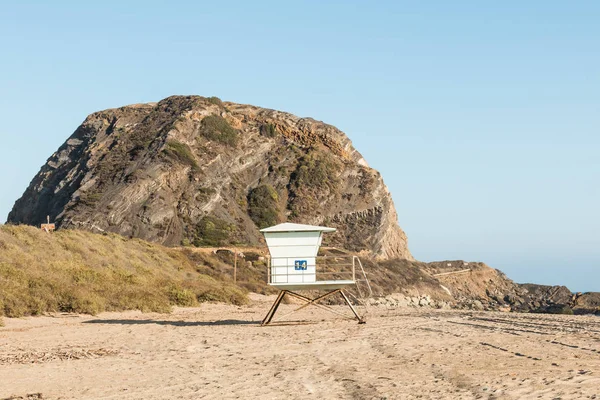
352 256 373 298
265 255 373 290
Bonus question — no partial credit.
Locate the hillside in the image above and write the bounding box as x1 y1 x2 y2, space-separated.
1 225 597 324
7 95 412 260
0 225 247 320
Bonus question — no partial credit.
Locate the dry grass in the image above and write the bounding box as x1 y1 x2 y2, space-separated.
0 225 247 318
180 249 277 296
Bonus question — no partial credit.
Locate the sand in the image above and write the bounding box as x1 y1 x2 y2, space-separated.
1 294 599 400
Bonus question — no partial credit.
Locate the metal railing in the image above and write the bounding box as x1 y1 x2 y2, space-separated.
266 255 371 289
352 256 373 298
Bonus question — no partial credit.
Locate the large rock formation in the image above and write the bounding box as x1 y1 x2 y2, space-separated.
8 95 412 260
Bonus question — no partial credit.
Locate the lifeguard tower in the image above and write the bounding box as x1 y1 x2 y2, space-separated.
260 222 371 325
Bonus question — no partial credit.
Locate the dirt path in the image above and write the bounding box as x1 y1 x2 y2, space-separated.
1 295 599 399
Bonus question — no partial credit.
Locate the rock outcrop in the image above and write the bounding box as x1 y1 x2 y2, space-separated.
366 258 594 314
572 292 600 315
8 96 412 260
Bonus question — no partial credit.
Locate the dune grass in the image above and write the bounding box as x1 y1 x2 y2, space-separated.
0 225 247 318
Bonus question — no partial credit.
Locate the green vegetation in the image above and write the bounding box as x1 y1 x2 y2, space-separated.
195 187 217 202
79 192 103 206
288 149 342 216
0 225 247 318
359 168 376 195
248 184 280 228
290 150 341 190
95 142 130 183
260 123 278 138
129 130 155 156
200 115 238 147
163 140 199 171
167 286 197 307
192 216 236 247
207 96 224 107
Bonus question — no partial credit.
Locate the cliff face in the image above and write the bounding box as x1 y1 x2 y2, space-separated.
8 96 413 260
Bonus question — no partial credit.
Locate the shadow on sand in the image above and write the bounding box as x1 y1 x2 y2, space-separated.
84 319 259 327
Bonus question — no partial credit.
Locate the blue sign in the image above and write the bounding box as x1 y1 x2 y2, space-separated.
294 260 308 270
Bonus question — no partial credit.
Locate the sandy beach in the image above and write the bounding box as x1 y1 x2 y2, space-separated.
1 294 599 400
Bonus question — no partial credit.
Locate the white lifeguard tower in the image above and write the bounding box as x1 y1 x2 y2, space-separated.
260 222 371 325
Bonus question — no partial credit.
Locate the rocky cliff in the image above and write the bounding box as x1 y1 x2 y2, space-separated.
8 95 412 260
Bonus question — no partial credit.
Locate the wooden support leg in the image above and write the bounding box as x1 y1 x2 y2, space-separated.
274 290 351 322
262 289 366 326
284 290 341 315
261 290 287 326
340 289 365 324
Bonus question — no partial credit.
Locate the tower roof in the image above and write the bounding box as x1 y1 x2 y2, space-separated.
259 222 336 233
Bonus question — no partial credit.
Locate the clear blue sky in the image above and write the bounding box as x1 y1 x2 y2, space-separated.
0 1 598 291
